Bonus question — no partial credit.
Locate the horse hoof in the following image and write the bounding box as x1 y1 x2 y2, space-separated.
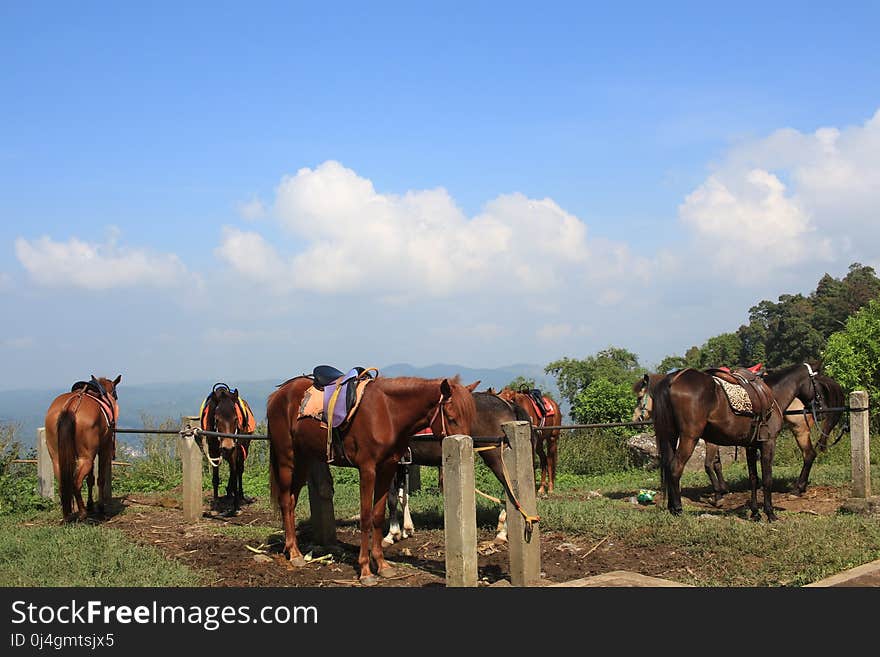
493 535 508 545
360 575 380 587
378 566 397 579
289 556 307 568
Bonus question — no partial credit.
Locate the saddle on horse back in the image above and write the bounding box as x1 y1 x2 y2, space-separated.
298 365 379 462
70 377 118 427
520 387 554 421
705 365 775 442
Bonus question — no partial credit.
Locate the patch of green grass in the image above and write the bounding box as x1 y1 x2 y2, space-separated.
0 513 205 586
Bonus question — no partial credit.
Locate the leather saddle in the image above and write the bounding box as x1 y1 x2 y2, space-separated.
705 367 775 441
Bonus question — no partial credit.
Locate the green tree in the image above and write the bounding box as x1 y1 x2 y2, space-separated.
697 332 743 369
823 299 880 410
571 379 634 424
505 376 536 392
656 355 687 373
545 347 641 408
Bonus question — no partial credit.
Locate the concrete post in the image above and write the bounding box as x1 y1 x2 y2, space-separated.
307 461 337 546
36 427 54 499
178 415 203 522
442 434 478 587
502 421 541 587
850 391 870 499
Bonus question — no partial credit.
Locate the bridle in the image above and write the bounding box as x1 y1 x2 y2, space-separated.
427 393 452 438
802 363 847 447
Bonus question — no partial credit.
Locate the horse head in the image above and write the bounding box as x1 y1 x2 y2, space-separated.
91 374 122 401
429 377 477 439
210 384 241 452
632 373 652 422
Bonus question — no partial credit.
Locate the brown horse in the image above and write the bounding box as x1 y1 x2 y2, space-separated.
651 363 823 520
634 368 845 501
200 383 255 516
496 387 562 495
44 375 121 522
267 373 476 585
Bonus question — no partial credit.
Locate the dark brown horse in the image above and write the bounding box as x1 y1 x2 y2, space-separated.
635 367 845 501
496 387 562 495
267 374 476 585
200 383 255 516
383 388 533 547
44 375 121 522
651 363 823 520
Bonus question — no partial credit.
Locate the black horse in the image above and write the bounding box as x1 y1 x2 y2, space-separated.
383 390 532 546
652 363 827 521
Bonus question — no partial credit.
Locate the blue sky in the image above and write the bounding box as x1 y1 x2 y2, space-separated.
2 2 880 389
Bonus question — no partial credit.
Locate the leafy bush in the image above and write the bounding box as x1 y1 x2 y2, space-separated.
572 378 634 424
0 424 53 516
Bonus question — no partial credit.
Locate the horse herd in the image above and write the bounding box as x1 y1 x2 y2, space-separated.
42 362 844 585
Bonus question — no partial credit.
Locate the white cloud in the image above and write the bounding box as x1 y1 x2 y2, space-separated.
217 160 638 298
15 234 190 289
237 197 266 221
679 109 880 277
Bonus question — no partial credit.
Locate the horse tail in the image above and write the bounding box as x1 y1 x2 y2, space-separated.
816 376 846 451
651 375 678 497
57 410 77 518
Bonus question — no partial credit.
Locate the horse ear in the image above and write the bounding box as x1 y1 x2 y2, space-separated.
232 388 239 399
113 374 122 386
465 380 480 392
440 378 453 399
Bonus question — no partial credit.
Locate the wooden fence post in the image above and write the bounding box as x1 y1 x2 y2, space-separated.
442 434 478 587
502 420 541 587
36 427 54 499
307 461 337 546
178 415 203 522
849 391 870 499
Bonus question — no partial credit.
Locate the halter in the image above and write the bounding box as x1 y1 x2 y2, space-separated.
427 393 452 438
636 388 651 420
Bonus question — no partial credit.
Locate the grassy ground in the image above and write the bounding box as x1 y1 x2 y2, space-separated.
0 511 204 586
1 426 879 587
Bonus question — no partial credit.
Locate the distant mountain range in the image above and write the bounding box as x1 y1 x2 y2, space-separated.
0 363 561 449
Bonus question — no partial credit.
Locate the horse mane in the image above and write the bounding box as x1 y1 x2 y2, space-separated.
763 362 813 386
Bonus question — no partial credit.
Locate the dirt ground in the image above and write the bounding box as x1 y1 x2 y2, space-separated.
102 483 851 587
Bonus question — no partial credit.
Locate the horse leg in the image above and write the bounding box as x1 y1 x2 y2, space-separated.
97 443 112 516
535 435 549 497
760 442 778 522
703 443 726 506
86 466 95 513
356 465 380 585
229 451 241 516
284 460 310 566
382 467 404 548
668 437 699 516
72 457 93 521
746 447 760 520
791 424 816 496
494 508 508 544
211 464 220 508
371 459 400 580
546 432 559 494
